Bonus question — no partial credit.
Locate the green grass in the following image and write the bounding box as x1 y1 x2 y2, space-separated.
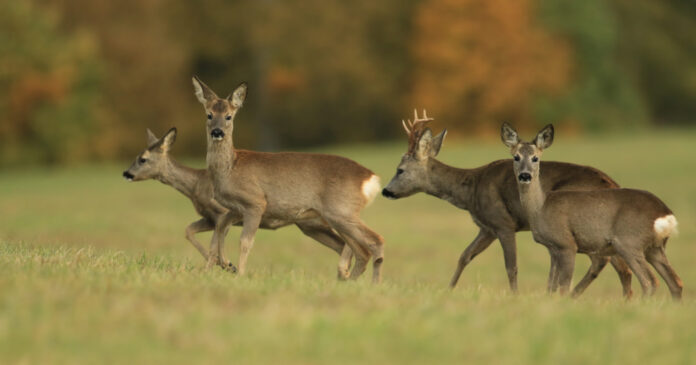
1 129 695 364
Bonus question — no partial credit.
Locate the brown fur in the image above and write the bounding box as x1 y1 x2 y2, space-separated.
192 77 384 282
383 117 633 297
502 122 682 300
123 129 355 274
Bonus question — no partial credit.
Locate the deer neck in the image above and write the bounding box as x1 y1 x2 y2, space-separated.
206 136 236 183
517 174 546 226
425 159 476 209
157 158 199 199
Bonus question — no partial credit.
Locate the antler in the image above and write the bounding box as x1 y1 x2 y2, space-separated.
401 109 434 136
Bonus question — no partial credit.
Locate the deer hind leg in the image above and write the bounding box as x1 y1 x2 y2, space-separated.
646 246 683 300
296 221 353 280
609 256 633 299
571 255 610 298
449 229 496 289
325 217 383 283
612 239 656 297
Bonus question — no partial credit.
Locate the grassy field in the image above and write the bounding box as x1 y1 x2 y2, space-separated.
1 129 695 364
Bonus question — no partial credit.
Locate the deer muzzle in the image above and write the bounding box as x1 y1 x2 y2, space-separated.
518 172 532 183
210 128 225 140
122 171 134 181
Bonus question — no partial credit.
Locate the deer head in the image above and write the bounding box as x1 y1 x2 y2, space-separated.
191 76 247 143
501 122 554 185
382 109 447 199
123 128 177 181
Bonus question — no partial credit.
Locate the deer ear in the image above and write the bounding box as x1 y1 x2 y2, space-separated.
228 82 247 108
192 76 218 105
160 127 177 152
415 129 433 160
146 128 158 146
534 124 554 150
501 122 520 148
430 129 447 157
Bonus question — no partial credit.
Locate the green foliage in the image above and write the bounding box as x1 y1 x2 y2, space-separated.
0 1 102 165
536 0 648 131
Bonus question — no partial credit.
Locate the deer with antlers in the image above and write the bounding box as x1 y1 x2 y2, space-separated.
383 110 634 297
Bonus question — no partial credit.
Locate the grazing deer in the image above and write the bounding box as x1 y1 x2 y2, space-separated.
190 76 385 282
382 110 633 297
122 128 356 277
501 122 682 299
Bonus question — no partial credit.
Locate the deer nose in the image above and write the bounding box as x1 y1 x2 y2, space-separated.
518 173 532 182
210 128 225 139
382 188 397 199
122 171 134 181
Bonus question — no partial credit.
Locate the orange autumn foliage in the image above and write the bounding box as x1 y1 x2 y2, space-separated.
412 0 572 133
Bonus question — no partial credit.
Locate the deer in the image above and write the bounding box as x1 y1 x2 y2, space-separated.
501 122 682 299
382 110 634 297
122 127 358 277
190 76 385 282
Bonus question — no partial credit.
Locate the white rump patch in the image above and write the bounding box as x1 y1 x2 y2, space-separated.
362 174 381 206
654 214 678 240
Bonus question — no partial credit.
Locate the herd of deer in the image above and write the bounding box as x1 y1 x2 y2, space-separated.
122 77 682 300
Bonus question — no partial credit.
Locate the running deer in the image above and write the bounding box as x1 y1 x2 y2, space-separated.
122 128 358 276
382 110 633 297
191 76 385 282
501 122 682 299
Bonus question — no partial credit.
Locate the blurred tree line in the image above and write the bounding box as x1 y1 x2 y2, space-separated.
1 0 695 166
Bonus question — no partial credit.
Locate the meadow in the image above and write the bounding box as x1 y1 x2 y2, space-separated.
1 129 695 364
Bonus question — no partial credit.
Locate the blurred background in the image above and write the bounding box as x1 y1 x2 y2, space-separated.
1 0 696 166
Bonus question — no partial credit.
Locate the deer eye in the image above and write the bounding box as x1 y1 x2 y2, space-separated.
207 113 212 120
139 158 147 164
514 155 520 161
225 115 232 121
396 168 404 176
532 156 539 163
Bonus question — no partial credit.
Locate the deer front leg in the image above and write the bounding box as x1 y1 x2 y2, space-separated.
547 248 560 293
498 231 519 294
571 255 609 298
185 218 214 262
237 210 263 276
208 212 239 271
449 229 496 289
555 248 577 295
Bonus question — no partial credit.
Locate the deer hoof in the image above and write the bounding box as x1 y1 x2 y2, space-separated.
227 263 238 274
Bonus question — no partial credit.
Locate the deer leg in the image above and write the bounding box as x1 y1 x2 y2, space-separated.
555 248 577 295
609 256 633 299
295 222 345 254
296 222 352 280
613 243 656 297
646 246 683 300
449 229 496 289
325 217 381 282
185 218 214 262
498 231 519 294
571 255 609 298
638 258 659 290
547 248 560 294
209 212 239 272
236 211 263 276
